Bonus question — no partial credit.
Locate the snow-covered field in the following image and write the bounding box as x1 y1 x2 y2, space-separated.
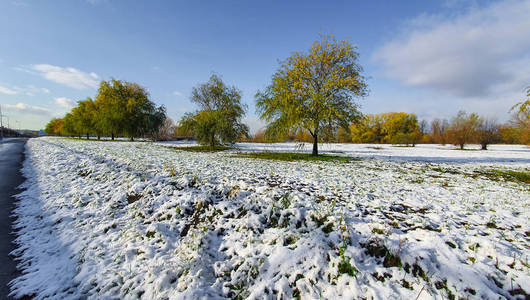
10 137 529 299
158 141 530 166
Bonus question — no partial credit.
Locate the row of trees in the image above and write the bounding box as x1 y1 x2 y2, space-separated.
176 35 367 155
177 35 528 154
247 109 528 150
45 36 529 155
45 80 166 141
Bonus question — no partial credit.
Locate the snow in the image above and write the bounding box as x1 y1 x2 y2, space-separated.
10 137 530 299
158 141 530 165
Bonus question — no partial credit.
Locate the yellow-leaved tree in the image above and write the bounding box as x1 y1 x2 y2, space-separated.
256 35 368 155
509 87 530 144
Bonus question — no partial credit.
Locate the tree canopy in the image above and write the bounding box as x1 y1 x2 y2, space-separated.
178 74 248 147
349 112 420 145
95 79 166 140
446 111 480 149
44 79 166 140
508 87 530 144
256 35 368 155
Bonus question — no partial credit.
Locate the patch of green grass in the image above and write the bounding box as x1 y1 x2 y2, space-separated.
234 152 354 162
372 227 386 235
475 169 530 184
431 166 530 185
176 145 232 152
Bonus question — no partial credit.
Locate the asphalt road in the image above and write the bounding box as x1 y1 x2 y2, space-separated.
0 138 27 299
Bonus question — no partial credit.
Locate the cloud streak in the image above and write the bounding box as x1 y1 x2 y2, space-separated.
374 0 530 98
2 103 53 116
0 85 18 95
31 64 100 89
55 97 76 109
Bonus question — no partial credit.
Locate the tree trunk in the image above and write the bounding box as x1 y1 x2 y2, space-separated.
312 134 318 156
112 133 115 141
98 135 101 140
481 143 487 150
86 133 89 140
460 143 464 150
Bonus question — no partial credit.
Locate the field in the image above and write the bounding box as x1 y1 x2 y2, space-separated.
10 137 529 299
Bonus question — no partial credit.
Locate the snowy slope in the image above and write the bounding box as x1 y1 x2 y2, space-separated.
10 137 529 299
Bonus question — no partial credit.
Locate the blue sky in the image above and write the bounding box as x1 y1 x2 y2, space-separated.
1 0 529 131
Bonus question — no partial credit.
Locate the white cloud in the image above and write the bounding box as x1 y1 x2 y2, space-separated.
31 64 100 89
374 0 530 98
173 91 183 97
3 103 53 116
55 97 76 109
0 85 17 95
0 84 52 96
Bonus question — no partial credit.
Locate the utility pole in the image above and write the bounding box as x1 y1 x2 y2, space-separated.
0 104 3 140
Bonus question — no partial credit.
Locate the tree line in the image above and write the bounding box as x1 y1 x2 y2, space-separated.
46 36 530 154
246 108 529 150
45 79 166 141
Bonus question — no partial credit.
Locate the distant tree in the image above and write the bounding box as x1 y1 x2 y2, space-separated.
71 98 96 139
95 80 126 139
431 118 450 145
44 119 54 135
179 74 248 148
95 79 166 140
349 113 419 145
62 112 79 137
44 118 64 135
508 87 530 144
336 127 351 143
476 117 501 150
350 114 383 143
380 112 420 146
151 117 175 141
256 35 367 155
418 119 431 143
447 111 480 149
499 124 521 144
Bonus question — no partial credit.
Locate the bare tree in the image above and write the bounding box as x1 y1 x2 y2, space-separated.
151 117 175 141
476 117 500 150
431 118 449 145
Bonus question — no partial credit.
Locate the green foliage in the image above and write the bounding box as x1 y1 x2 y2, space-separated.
44 118 64 135
71 98 96 138
179 74 249 147
337 244 358 277
256 35 368 155
475 169 530 184
62 112 79 136
95 79 166 140
447 110 481 149
45 79 166 140
350 112 420 145
508 87 530 144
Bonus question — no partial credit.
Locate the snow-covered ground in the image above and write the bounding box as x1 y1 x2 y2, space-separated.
158 141 530 166
10 137 529 299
